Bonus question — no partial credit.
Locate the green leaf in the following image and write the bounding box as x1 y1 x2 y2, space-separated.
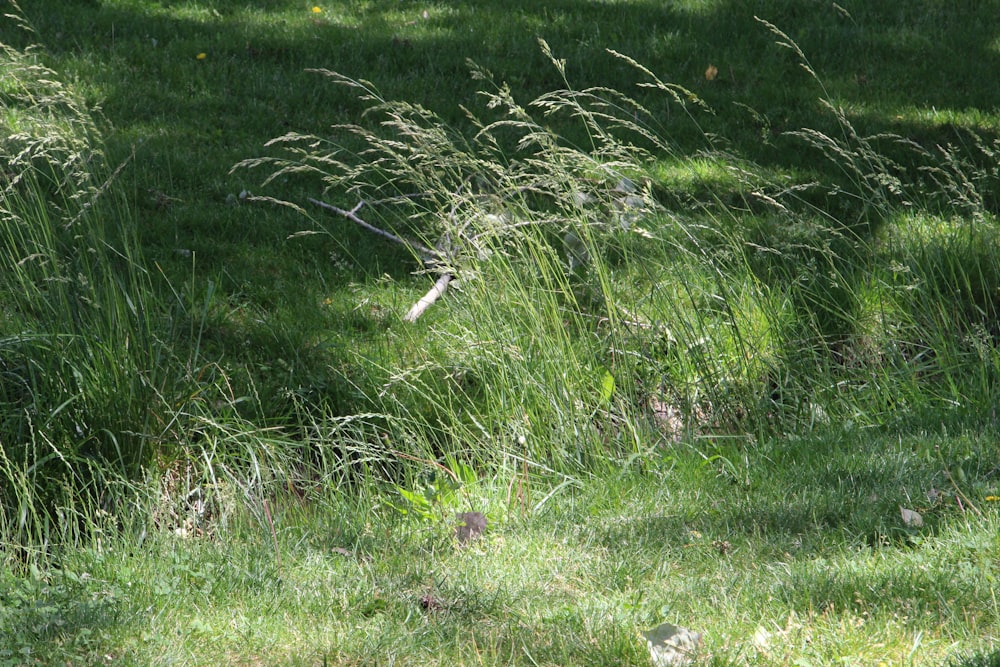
599 368 615 404
445 454 477 486
396 487 435 520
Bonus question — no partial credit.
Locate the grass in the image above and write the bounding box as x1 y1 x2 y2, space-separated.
3 430 998 665
0 22 165 553
1 0 1000 665
4 0 997 416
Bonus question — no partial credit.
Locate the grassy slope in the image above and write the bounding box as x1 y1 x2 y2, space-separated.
1 1 999 665
5 0 999 414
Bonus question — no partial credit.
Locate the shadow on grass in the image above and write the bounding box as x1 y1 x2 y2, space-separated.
4 0 1000 420
948 650 1000 667
588 429 996 559
17 1 999 157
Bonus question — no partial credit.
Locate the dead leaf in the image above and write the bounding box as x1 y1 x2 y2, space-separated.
900 506 923 528
705 64 718 81
419 593 444 612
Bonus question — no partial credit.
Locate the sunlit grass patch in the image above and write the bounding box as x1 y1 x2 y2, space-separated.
650 155 768 205
843 101 1000 135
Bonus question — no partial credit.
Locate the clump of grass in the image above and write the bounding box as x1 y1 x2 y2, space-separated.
750 19 1000 426
241 21 1000 478
0 14 162 557
233 37 775 465
236 39 702 472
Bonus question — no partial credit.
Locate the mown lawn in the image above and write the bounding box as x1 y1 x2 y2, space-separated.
5 430 999 665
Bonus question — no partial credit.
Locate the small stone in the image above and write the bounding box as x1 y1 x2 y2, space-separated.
900 506 923 528
641 622 702 667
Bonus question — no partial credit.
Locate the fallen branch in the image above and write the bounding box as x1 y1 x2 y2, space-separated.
308 197 451 322
307 197 437 261
404 273 452 322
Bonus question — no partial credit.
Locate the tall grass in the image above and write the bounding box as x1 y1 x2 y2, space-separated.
4 4 998 554
236 42 678 475
748 19 1000 427
0 17 162 556
241 25 1000 484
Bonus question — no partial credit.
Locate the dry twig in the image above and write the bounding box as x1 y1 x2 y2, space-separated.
308 197 453 321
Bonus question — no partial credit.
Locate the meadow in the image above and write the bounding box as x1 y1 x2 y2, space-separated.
0 0 998 664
